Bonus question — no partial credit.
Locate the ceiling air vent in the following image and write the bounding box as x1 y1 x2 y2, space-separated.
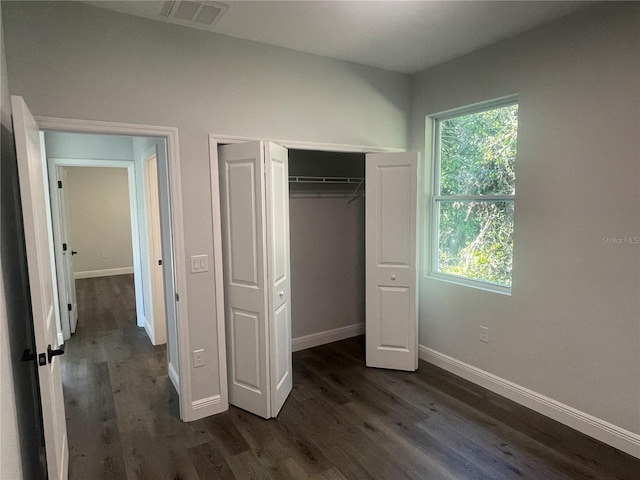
159 1 229 27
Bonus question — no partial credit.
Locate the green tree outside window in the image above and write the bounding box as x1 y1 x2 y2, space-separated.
434 103 518 288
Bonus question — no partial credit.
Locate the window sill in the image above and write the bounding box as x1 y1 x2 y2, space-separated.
426 272 512 296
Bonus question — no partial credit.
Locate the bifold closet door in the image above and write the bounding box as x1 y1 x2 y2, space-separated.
365 152 419 371
218 140 292 419
265 142 293 417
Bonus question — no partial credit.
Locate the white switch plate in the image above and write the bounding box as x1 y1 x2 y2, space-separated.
190 254 209 273
193 349 205 368
480 326 489 343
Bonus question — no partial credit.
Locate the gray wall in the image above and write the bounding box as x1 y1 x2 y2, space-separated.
290 196 365 338
42 132 136 275
63 166 133 275
43 131 135 161
0 1 45 477
410 3 640 434
2 1 411 403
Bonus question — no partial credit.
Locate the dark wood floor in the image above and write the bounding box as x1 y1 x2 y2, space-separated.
62 274 640 480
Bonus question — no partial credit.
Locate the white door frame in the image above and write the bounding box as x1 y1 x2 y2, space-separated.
47 159 144 332
36 116 195 421
209 133 404 412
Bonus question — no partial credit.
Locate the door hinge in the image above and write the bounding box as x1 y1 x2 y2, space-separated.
62 243 67 252
57 180 62 189
67 303 72 312
158 259 163 266
175 293 179 302
20 349 35 362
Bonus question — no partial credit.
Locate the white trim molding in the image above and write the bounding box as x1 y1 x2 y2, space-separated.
190 394 227 420
419 346 640 459
292 323 365 352
168 362 180 392
36 115 193 423
208 133 403 154
74 267 134 279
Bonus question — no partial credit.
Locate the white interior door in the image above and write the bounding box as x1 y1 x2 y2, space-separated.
265 142 292 417
365 152 419 371
218 140 292 419
12 95 69 479
144 154 167 345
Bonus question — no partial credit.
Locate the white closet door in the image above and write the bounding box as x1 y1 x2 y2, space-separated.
265 142 292 416
12 95 69 479
218 140 292 418
219 141 270 418
365 152 419 371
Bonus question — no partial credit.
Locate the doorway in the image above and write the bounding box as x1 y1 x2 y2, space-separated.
43 132 174 357
210 135 419 419
37 117 192 421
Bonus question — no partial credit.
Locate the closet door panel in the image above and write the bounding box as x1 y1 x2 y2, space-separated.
365 152 419 372
219 141 270 419
266 142 292 416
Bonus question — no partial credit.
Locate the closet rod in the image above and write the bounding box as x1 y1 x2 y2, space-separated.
288 176 364 184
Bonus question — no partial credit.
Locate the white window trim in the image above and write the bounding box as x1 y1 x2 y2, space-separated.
427 96 518 295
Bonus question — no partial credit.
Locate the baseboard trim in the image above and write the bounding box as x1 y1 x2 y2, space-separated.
143 319 154 345
192 395 222 410
189 394 228 421
419 345 640 459
168 362 179 392
74 267 134 279
292 322 364 352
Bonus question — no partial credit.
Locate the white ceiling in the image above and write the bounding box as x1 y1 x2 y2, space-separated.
86 1 591 74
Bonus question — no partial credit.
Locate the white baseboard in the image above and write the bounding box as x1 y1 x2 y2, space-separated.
419 345 640 459
168 362 179 392
292 322 364 352
192 395 222 410
74 267 134 279
143 318 154 344
189 394 227 421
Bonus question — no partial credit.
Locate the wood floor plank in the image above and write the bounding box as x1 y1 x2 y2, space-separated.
187 442 235 480
63 275 640 480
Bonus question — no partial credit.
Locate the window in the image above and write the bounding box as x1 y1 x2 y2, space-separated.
431 99 518 293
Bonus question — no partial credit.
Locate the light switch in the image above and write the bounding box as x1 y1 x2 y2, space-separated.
192 349 205 368
191 254 209 273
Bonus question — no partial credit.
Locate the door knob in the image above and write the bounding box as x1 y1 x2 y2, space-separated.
47 344 65 363
279 291 284 299
391 275 396 281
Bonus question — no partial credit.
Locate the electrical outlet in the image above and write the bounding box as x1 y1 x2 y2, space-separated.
193 349 205 368
480 326 489 343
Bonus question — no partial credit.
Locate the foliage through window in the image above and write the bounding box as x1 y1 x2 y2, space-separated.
432 100 518 290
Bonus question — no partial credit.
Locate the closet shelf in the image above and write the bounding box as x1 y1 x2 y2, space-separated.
289 176 364 184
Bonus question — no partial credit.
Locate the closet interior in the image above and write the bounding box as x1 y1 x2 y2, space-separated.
288 149 366 346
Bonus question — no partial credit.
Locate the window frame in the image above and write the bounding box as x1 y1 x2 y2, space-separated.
429 96 518 295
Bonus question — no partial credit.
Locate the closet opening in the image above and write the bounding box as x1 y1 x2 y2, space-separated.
288 149 367 353
213 136 418 419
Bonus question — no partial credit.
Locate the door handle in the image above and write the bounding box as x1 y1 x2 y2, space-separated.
71 250 78 256
391 274 396 281
47 344 65 363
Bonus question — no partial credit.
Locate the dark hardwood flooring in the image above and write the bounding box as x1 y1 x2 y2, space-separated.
62 274 640 480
